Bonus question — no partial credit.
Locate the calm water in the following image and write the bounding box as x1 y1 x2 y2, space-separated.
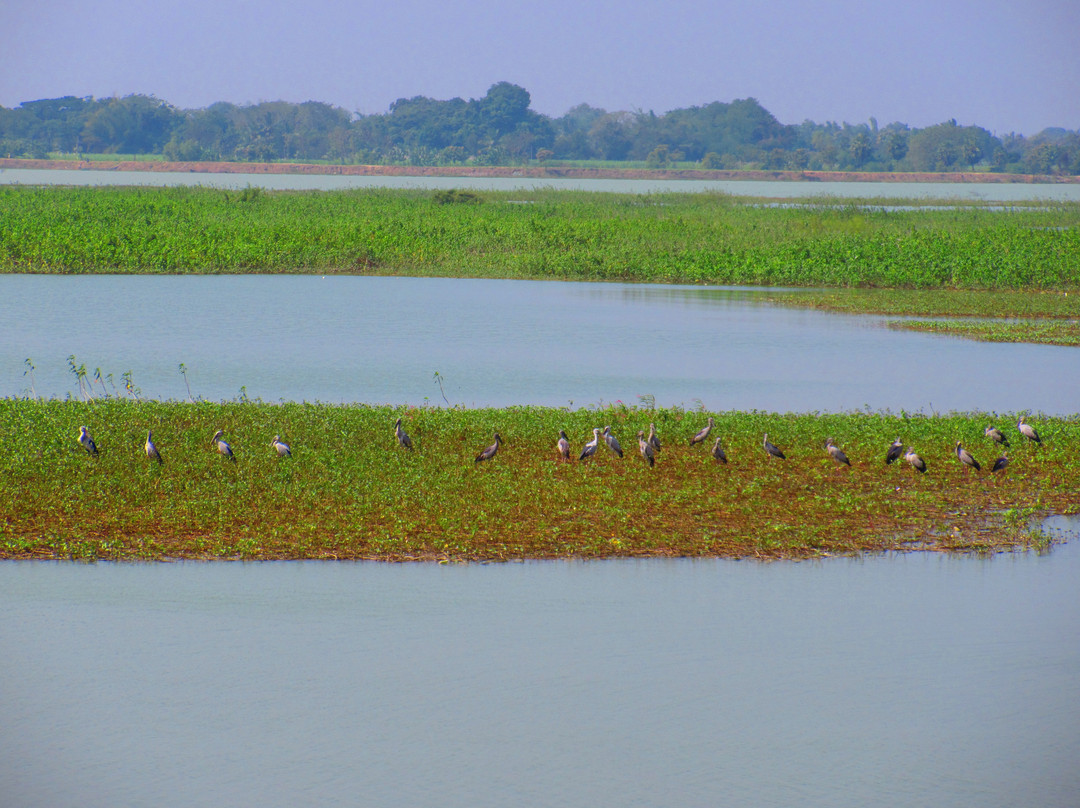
3 167 1080 201
2 520 1078 808
2 275 1078 414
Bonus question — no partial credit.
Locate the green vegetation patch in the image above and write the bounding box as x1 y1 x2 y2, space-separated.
885 319 1080 346
2 399 1076 561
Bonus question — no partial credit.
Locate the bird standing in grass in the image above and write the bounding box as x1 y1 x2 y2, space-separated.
557 430 571 461
1018 417 1042 446
78 426 99 457
475 433 501 463
648 423 661 454
579 428 601 461
886 437 904 465
825 437 850 467
763 434 786 460
211 430 235 462
270 435 291 457
905 447 927 474
690 417 714 446
145 430 163 465
956 442 980 472
992 453 1009 473
394 417 413 450
637 430 655 467
711 437 728 464
985 425 1009 447
602 426 623 458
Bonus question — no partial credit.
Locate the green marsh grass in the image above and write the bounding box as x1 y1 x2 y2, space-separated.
885 319 1080 346
2 399 1076 561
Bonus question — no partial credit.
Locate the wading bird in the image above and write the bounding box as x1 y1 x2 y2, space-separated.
637 430 655 467
956 442 981 472
648 423 661 454
690 417 714 446
211 429 235 462
579 428 601 461
145 430 163 465
78 425 99 457
475 433 501 463
271 435 291 457
992 453 1009 473
904 447 927 473
763 433 786 460
557 430 570 461
602 426 623 458
984 425 1010 447
825 437 850 467
886 437 904 465
1018 416 1042 446
394 417 413 450
711 437 728 464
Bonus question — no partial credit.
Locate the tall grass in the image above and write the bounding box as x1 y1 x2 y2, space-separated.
2 186 1078 290
2 399 1076 561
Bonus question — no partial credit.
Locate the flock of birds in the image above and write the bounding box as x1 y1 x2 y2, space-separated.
75 415 1044 474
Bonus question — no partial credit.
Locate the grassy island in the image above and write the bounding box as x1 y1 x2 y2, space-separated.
2 400 1076 561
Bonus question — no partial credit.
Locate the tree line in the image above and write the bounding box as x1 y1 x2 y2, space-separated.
2 82 1077 175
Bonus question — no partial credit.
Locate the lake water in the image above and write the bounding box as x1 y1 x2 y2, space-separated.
2 517 1078 808
3 167 1080 201
2 275 1078 414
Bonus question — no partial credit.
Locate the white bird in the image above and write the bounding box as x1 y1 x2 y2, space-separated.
825 437 850 467
475 433 501 463
1018 416 1042 446
394 417 413 450
579 428 601 461
211 429 235 462
956 442 980 472
690 417 714 446
78 425 98 457
557 430 570 460
637 430 655 467
984 425 1009 447
905 447 927 474
647 422 661 454
145 430 163 464
602 425 623 458
270 435 291 457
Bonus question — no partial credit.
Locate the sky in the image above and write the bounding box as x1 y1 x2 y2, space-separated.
2 0 1078 135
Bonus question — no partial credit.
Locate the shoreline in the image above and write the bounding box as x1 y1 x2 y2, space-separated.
2 157 1077 184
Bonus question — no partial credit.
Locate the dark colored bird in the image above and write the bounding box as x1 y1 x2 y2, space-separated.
825 437 850 467
394 417 413 450
270 435 291 457
956 442 981 471
648 422 661 454
992 453 1009 473
711 437 728 464
886 437 904 465
602 426 624 458
690 417 714 446
211 429 235 462
763 433 786 460
145 430 163 465
580 428 601 461
984 425 1010 447
904 447 927 474
78 425 99 457
1018 417 1042 445
637 430 655 467
475 433 501 463
556 430 570 460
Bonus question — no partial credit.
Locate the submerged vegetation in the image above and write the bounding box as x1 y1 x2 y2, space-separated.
1 399 1076 562
885 319 1080 347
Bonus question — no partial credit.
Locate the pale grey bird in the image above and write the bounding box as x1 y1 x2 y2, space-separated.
637 430 655 467
1017 416 1042 445
711 436 728 464
270 435 291 457
78 425 99 457
145 430 163 465
992 453 1009 473
647 422 661 454
885 437 904 465
690 417 714 446
394 417 413 450
602 426 623 458
211 429 235 462
904 447 927 474
763 433 786 460
956 442 980 472
579 428 601 461
475 432 501 463
825 437 850 467
984 425 1010 447
557 430 571 460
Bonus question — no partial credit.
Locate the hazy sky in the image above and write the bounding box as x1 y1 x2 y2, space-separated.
2 0 1077 135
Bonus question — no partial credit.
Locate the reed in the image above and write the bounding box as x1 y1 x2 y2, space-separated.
2 399 1076 561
